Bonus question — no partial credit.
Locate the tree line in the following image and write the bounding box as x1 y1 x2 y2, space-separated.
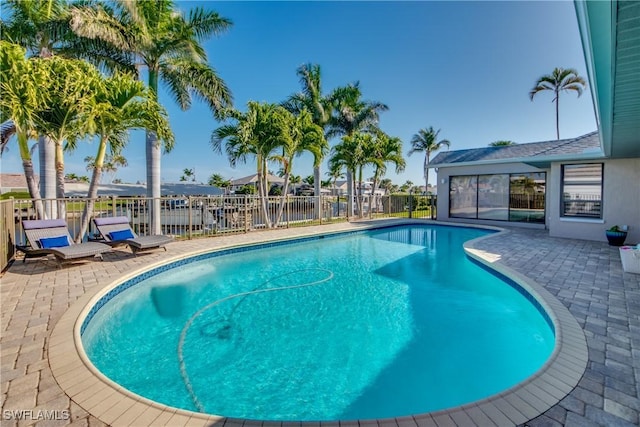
1 1 586 231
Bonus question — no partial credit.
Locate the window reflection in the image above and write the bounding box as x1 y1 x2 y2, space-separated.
449 176 477 218
449 172 546 223
509 173 546 223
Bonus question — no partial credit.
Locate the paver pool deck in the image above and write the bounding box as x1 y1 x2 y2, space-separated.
1 219 639 426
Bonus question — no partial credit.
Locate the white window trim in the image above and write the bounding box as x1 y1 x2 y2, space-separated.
559 217 605 224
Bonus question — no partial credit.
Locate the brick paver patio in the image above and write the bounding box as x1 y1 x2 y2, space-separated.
1 220 638 426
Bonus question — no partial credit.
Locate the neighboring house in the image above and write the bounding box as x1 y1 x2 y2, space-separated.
329 180 387 196
1 173 224 197
229 173 284 193
329 180 349 196
0 173 37 194
65 182 223 197
429 1 640 244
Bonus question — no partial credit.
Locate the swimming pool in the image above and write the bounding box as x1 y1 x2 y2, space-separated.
81 224 555 421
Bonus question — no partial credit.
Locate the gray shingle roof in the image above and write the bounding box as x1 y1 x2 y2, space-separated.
1 173 38 190
231 173 284 186
429 131 602 166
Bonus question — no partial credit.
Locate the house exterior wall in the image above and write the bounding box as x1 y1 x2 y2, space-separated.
435 157 639 243
547 158 640 243
435 162 546 229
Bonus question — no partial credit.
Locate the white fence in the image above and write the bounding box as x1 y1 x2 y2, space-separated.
1 193 436 270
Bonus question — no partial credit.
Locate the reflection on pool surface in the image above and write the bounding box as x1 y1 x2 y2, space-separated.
82 225 554 421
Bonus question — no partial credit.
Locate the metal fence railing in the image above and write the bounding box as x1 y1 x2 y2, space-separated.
562 193 602 218
0 194 436 271
0 198 15 270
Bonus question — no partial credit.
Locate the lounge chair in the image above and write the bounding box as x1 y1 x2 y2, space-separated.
18 219 112 268
92 216 173 255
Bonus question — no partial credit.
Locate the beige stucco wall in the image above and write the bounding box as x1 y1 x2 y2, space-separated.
547 158 640 243
435 162 547 229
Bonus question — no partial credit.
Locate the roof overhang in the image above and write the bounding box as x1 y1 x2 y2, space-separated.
574 0 640 158
428 151 605 170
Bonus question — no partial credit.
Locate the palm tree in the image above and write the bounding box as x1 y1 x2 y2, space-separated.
329 132 374 216
76 72 173 241
529 67 586 140
489 140 516 147
369 132 405 197
2 0 73 211
326 83 388 139
71 0 233 234
283 64 332 210
271 109 325 226
213 103 325 227
208 173 231 191
180 168 195 182
32 56 104 213
2 0 131 215
85 153 130 184
379 178 394 195
326 167 344 195
0 41 46 217
326 83 388 216
212 102 286 228
408 127 450 194
401 180 414 193
103 154 129 184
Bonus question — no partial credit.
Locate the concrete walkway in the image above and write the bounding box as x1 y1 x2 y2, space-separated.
1 221 638 426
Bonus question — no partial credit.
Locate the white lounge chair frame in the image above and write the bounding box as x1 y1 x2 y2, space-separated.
92 216 173 255
19 219 111 268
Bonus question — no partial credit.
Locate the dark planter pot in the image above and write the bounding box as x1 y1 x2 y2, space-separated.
606 231 627 246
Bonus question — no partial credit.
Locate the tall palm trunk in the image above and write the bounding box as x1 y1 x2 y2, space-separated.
146 69 162 234
76 136 108 242
370 167 382 215
314 165 321 219
54 139 66 218
424 154 430 194
346 170 354 217
18 133 44 218
146 129 161 233
256 155 272 228
38 46 57 219
22 159 44 218
274 170 291 227
555 89 560 140
39 135 56 218
370 167 381 196
357 166 365 218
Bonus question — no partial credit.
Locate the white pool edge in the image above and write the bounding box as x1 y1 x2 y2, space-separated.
49 219 587 427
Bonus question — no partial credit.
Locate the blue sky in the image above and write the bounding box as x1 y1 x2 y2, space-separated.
2 0 597 187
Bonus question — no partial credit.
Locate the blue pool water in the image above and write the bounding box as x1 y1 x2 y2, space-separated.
82 225 554 421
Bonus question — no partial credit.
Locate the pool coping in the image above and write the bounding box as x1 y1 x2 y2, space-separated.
48 219 588 427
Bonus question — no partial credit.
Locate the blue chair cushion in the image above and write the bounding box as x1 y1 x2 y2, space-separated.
39 236 70 249
109 229 135 241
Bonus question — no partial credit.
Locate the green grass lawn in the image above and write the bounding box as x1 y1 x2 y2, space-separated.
0 191 31 200
379 208 433 219
3 192 117 214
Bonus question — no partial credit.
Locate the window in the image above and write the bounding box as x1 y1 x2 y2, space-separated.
509 173 546 223
449 176 477 218
478 174 509 220
449 172 546 223
561 164 603 218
